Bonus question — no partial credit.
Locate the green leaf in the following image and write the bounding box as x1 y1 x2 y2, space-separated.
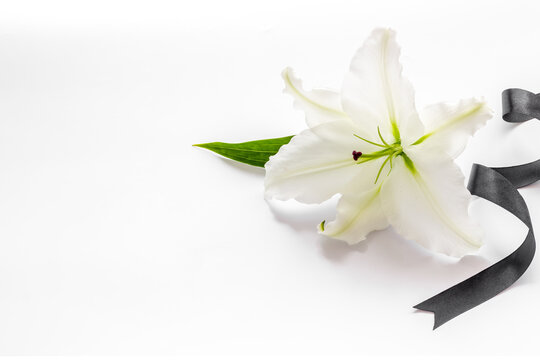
193 135 294 167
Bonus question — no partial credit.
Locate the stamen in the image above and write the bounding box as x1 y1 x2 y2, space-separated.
388 153 395 176
377 126 391 147
352 150 362 161
374 155 392 184
353 134 385 148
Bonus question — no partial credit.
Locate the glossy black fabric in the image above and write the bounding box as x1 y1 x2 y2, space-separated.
414 89 539 329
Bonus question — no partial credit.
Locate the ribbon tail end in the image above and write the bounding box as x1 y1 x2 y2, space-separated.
413 303 447 330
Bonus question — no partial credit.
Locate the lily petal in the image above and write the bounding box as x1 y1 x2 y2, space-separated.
282 67 349 128
265 120 381 204
319 184 388 244
413 98 493 158
380 148 482 257
342 28 424 142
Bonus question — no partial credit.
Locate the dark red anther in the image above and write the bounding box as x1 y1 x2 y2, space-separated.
352 150 362 161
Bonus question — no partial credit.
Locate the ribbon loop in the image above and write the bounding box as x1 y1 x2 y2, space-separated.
502 88 540 123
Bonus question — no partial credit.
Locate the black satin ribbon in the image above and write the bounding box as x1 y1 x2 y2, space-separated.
414 88 539 329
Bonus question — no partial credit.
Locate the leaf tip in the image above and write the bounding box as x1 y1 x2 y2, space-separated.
192 143 210 149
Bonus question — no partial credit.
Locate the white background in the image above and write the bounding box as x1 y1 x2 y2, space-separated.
0 0 540 357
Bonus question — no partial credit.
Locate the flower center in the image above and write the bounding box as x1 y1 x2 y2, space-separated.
352 126 404 184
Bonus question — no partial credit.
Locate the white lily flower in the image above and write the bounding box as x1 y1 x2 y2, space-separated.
265 28 493 257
